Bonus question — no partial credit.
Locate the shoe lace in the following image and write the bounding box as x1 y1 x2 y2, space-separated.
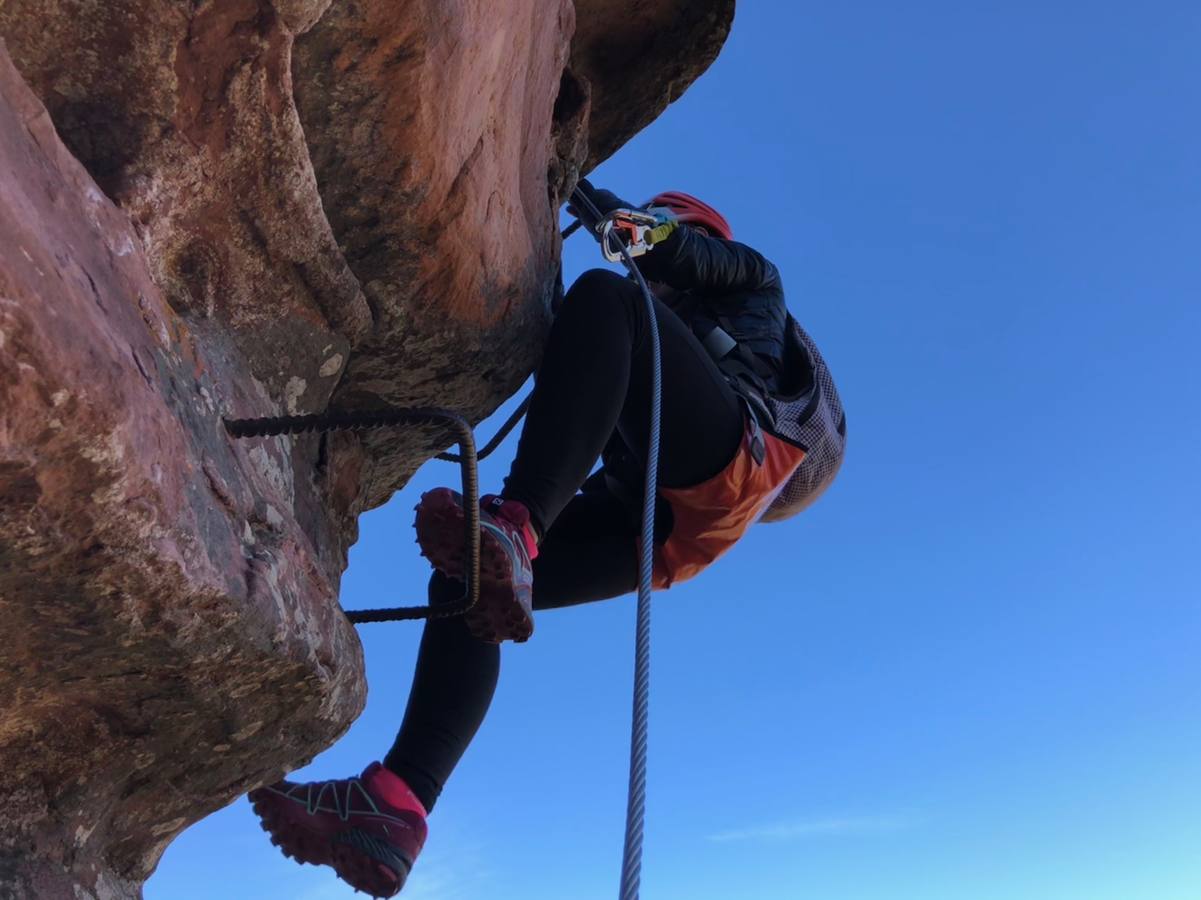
296 777 381 822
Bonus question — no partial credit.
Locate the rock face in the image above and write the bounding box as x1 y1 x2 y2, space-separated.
0 43 364 899
0 1 732 897
572 0 736 168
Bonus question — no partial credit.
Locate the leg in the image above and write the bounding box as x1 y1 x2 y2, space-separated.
615 289 746 489
503 268 745 535
382 489 639 812
383 573 499 814
411 269 746 641
530 486 640 610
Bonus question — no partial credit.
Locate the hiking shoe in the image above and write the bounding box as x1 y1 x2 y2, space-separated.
414 488 537 643
249 762 427 898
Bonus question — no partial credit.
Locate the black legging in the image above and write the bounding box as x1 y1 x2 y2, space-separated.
383 269 745 812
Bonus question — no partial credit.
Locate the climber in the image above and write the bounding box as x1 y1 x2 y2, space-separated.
247 179 841 897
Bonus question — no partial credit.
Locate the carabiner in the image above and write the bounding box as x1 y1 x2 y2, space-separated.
600 209 661 262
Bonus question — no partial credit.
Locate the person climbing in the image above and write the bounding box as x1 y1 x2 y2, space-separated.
247 179 845 897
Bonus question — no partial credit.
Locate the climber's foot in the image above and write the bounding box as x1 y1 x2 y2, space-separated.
414 488 537 643
249 762 427 898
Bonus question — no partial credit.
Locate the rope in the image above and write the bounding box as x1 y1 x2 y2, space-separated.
436 392 530 464
617 242 659 900
567 188 661 900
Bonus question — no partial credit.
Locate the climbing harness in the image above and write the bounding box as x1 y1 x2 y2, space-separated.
225 186 666 899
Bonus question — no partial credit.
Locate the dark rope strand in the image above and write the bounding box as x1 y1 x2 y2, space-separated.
437 392 531 463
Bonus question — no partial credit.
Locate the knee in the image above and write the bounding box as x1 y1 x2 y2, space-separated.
562 268 639 324
570 267 628 292
565 268 633 306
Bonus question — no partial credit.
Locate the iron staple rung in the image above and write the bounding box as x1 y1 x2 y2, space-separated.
223 407 481 624
224 408 464 439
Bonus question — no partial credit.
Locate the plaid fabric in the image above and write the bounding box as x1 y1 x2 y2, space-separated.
758 315 846 522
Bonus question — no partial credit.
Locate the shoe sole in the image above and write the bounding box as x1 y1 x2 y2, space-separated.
414 488 534 643
250 789 409 898
334 829 413 897
249 788 333 868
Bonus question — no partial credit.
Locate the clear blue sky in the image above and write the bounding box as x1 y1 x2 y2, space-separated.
151 2 1201 898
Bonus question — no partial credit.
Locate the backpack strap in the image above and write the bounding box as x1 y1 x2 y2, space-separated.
697 321 765 387
741 396 767 466
701 325 738 360
696 318 779 438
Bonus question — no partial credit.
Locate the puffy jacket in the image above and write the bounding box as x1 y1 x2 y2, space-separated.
634 225 788 392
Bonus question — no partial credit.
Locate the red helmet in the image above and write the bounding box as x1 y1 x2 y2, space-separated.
645 191 733 240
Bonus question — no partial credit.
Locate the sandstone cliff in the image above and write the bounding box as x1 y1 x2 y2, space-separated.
0 2 732 896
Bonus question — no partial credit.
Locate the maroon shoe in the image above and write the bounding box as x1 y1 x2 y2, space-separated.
414 488 537 643
249 762 427 898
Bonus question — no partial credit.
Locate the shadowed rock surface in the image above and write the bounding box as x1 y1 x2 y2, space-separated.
0 1 732 896
572 0 735 168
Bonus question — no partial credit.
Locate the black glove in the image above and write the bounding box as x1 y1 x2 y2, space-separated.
569 178 635 223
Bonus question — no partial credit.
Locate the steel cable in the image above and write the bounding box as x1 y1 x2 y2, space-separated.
566 187 661 900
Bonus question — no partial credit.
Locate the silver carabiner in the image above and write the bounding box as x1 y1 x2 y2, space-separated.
599 209 661 262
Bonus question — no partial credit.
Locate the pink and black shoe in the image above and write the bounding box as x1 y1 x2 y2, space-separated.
249 762 427 898
414 488 538 643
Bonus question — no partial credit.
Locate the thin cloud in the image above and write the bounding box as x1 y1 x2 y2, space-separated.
707 814 920 843
402 835 494 900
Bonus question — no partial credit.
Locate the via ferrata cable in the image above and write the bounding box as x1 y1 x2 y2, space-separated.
565 187 662 900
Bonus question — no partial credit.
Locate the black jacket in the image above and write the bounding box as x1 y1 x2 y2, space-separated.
634 225 788 392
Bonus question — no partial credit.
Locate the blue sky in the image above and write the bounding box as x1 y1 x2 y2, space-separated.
150 2 1201 898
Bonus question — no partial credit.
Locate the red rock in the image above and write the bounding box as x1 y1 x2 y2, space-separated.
573 0 736 167
0 41 364 897
0 0 732 894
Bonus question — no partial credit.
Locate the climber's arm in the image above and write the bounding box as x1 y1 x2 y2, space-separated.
634 224 782 296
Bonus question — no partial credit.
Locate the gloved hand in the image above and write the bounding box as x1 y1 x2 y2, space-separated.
568 178 635 223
